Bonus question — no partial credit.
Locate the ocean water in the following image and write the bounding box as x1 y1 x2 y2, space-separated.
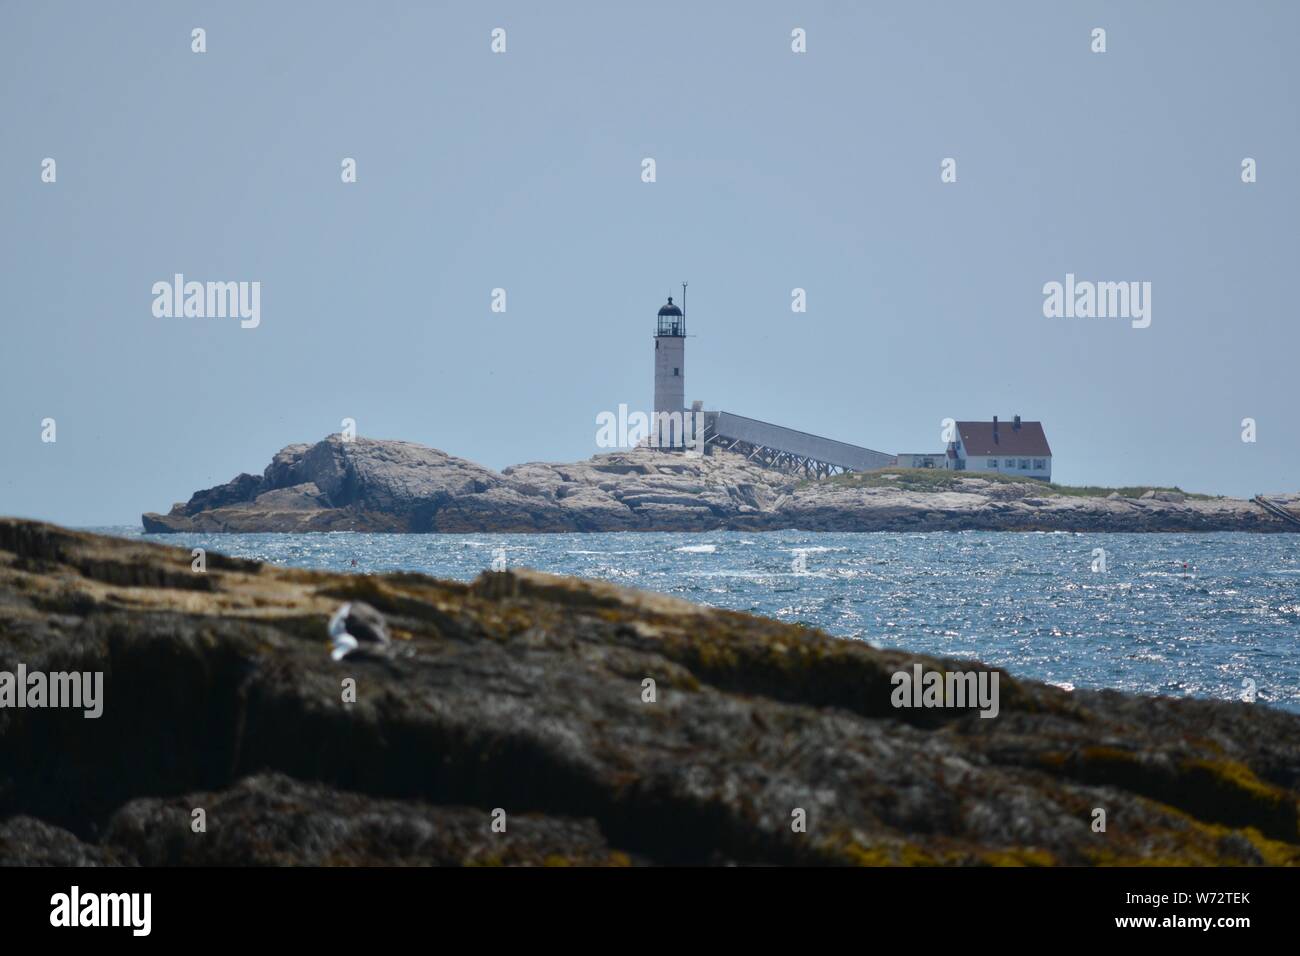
100 528 1300 712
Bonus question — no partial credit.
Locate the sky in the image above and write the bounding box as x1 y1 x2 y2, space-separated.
2 1 1298 526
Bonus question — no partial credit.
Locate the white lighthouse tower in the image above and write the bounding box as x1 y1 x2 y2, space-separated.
653 285 687 448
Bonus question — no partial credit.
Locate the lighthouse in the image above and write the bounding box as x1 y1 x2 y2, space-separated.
653 286 687 447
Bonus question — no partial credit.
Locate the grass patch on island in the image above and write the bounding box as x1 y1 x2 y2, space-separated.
808 468 1215 500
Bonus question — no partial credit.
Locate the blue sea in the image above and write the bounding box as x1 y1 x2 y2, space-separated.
103 528 1300 712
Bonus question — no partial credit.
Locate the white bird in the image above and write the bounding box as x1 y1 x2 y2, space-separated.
327 601 391 661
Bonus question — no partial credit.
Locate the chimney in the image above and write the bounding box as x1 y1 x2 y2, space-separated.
1013 414 1021 431
993 415 999 443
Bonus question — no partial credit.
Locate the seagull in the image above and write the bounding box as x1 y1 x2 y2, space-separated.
327 601 391 661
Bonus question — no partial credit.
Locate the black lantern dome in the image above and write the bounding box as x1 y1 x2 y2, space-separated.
656 296 685 336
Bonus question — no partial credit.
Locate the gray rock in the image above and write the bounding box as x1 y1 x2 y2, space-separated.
142 437 1298 534
105 773 630 866
2 519 1299 866
0 816 125 866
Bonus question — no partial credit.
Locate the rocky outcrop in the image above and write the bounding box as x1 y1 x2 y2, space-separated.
145 437 510 533
776 482 1296 533
142 435 1300 534
1 519 1298 865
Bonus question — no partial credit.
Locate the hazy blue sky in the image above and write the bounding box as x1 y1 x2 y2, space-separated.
3 1 1298 525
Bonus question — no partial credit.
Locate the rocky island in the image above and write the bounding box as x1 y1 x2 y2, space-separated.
141 435 1300 534
1 518 1298 865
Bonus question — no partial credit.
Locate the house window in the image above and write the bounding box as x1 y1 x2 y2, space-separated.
1018 459 1029 470
1033 459 1046 470
987 459 998 469
673 368 679 376
1005 459 1015 468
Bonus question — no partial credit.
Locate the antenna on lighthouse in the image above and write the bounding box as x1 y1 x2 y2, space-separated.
681 281 687 321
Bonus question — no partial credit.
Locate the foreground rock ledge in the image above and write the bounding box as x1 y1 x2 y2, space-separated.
1 518 1298 866
141 435 1300 534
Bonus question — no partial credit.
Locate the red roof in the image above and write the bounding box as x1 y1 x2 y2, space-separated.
957 420 1051 457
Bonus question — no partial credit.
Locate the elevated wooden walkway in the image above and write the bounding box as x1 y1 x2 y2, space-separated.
1252 495 1300 528
703 410 894 479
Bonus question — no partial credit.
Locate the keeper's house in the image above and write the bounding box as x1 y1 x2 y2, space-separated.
953 416 1052 481
898 416 1052 481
